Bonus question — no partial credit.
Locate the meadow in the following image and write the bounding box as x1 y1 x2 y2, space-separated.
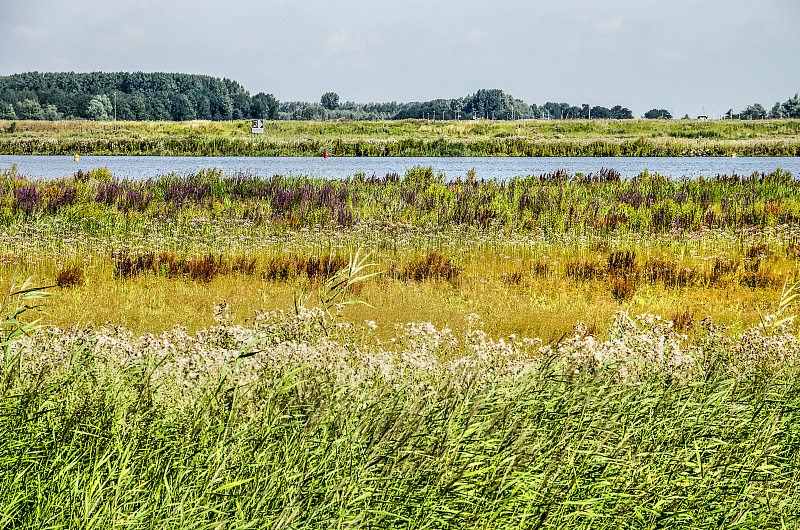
2 118 800 157
1 164 800 528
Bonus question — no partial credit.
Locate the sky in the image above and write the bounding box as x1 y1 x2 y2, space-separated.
2 0 799 118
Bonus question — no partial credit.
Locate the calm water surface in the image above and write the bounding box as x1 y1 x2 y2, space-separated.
2 155 798 181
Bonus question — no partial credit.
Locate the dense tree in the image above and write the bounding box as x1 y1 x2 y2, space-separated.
251 92 279 120
302 103 327 120
610 106 633 119
739 103 767 120
320 92 340 110
10 70 792 124
0 72 258 122
210 93 233 121
168 93 196 121
86 95 112 121
0 102 17 119
42 104 62 120
644 109 672 119
783 94 800 119
590 106 612 119
15 99 44 120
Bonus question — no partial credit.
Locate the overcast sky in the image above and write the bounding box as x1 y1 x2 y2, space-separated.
2 0 798 118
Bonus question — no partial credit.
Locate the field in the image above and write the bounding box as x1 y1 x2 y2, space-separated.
1 164 800 528
2 118 800 156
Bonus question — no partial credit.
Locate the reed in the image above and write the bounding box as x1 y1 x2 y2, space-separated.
1 288 800 528
2 163 800 526
1 118 799 157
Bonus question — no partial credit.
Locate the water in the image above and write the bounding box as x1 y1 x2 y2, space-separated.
2 155 798 181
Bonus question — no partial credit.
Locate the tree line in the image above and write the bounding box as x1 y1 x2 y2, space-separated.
0 72 797 122
278 90 636 121
0 72 278 122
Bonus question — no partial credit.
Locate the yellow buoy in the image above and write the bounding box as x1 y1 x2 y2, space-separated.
731 152 736 158
74 154 80 162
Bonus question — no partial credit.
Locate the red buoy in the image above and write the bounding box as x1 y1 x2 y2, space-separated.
324 151 329 158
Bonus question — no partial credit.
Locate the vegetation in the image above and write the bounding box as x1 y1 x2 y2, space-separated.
2 118 800 157
3 71 800 124
2 164 800 527
0 164 799 335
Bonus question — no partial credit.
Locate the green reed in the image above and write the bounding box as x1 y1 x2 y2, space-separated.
1 318 799 529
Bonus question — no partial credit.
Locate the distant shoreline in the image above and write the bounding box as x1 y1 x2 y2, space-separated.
2 119 799 157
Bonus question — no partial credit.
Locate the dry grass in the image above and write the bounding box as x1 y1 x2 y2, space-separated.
669 308 695 331
395 251 462 285
55 265 84 288
18 262 777 343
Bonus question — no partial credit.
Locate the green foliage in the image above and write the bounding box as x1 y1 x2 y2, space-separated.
644 108 672 119
251 92 278 120
0 102 16 120
1 317 799 528
14 98 44 120
86 95 112 121
1 118 799 157
1 268 55 366
0 72 256 121
320 91 340 110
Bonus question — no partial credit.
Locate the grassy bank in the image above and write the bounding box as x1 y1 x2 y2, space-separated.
2 165 800 527
2 119 800 156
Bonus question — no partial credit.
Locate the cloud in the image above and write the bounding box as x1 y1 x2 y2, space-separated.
660 48 684 62
11 25 47 43
325 31 364 57
131 1 165 14
593 18 622 35
467 30 489 44
704 33 736 52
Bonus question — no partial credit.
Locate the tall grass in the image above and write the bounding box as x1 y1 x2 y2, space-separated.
1 118 799 156
1 297 800 528
1 163 800 526
2 166 800 338
3 166 800 233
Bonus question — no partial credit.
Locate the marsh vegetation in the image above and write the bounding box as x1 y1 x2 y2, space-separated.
2 118 800 157
1 165 800 527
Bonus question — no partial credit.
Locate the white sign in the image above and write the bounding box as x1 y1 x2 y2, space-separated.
251 119 264 134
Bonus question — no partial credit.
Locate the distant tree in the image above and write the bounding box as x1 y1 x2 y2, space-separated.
740 103 766 120
320 92 340 110
610 105 634 119
251 92 279 120
682 114 690 120
302 103 327 120
769 101 783 119
114 99 134 121
168 93 196 121
86 95 112 121
644 109 672 119
42 104 62 120
15 98 44 120
590 106 611 119
210 94 233 121
148 97 172 121
0 102 17 120
725 109 734 120
786 94 800 118
127 96 148 120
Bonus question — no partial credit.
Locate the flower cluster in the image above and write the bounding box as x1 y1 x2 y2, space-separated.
8 301 800 405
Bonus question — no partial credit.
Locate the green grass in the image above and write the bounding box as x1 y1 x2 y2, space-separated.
2 165 800 527
1 301 800 528
1 119 800 156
